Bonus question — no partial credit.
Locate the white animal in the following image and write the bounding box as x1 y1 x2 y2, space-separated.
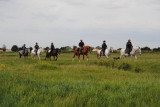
31 48 44 60
93 47 114 59
120 46 141 59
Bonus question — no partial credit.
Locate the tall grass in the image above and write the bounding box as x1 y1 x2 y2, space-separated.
0 52 160 107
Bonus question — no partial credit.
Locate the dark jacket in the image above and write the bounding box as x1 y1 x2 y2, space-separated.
22 46 26 50
126 42 133 53
79 42 84 48
102 43 107 50
35 45 39 50
51 45 55 51
126 42 132 49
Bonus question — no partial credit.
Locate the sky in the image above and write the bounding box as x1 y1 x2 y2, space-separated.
0 0 160 49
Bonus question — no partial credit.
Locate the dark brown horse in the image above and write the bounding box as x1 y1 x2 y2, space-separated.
45 48 61 61
72 46 92 62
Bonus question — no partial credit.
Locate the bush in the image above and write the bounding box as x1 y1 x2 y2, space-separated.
118 62 131 71
11 45 19 52
2 44 6 52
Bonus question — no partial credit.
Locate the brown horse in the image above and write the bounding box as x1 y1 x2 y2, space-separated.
45 48 61 61
73 46 92 62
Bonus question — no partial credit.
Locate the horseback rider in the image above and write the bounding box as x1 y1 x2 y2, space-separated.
34 42 39 55
50 42 55 54
126 39 133 56
102 40 107 55
22 44 26 55
79 40 85 54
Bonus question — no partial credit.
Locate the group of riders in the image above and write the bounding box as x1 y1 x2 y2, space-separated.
21 39 133 56
78 39 133 56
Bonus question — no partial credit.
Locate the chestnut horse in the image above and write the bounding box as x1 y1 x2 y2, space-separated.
72 46 92 62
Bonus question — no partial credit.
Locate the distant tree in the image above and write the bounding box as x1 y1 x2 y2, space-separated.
65 46 72 51
141 47 151 51
44 47 49 50
61 46 72 50
60 47 65 50
96 46 101 49
11 45 18 52
2 44 6 52
117 48 122 50
73 46 77 50
153 47 160 52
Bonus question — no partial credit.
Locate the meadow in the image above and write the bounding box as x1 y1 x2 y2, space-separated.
0 51 160 107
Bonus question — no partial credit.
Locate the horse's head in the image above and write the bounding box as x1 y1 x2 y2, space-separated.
133 46 141 55
56 48 61 55
110 47 114 52
86 46 92 53
108 47 114 52
138 47 142 55
39 48 44 53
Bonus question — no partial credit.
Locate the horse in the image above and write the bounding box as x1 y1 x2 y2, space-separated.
31 48 44 60
72 46 92 62
120 46 141 59
93 47 114 59
19 48 30 58
45 48 61 61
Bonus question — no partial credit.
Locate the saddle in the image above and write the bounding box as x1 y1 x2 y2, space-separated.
101 50 105 56
77 47 84 54
125 47 132 55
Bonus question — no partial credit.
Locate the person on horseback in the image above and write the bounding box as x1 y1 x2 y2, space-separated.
22 44 26 55
34 42 39 55
79 40 85 54
102 40 107 55
50 42 55 54
126 39 133 56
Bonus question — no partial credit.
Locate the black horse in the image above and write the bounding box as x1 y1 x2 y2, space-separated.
19 49 29 58
45 48 61 61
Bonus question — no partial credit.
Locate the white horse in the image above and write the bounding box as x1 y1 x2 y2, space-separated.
120 46 141 59
31 48 44 60
93 47 114 59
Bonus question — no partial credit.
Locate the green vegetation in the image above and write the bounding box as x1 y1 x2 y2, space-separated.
0 52 160 107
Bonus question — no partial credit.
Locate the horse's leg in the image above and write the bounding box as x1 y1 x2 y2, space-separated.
19 53 21 59
72 53 76 61
83 54 85 60
31 54 33 59
97 54 99 59
120 55 122 59
56 55 58 60
135 55 137 59
38 54 41 60
106 55 109 59
86 54 89 61
78 54 80 62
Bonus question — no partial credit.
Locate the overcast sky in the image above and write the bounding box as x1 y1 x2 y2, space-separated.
0 0 160 49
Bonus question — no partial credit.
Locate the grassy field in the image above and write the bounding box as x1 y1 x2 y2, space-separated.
0 52 160 107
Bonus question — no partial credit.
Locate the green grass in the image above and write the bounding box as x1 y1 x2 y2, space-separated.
0 52 160 107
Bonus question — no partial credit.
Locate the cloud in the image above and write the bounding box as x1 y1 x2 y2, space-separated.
0 0 160 49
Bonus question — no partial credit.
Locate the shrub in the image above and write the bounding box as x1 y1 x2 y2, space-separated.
118 62 131 71
2 44 6 52
11 45 19 52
